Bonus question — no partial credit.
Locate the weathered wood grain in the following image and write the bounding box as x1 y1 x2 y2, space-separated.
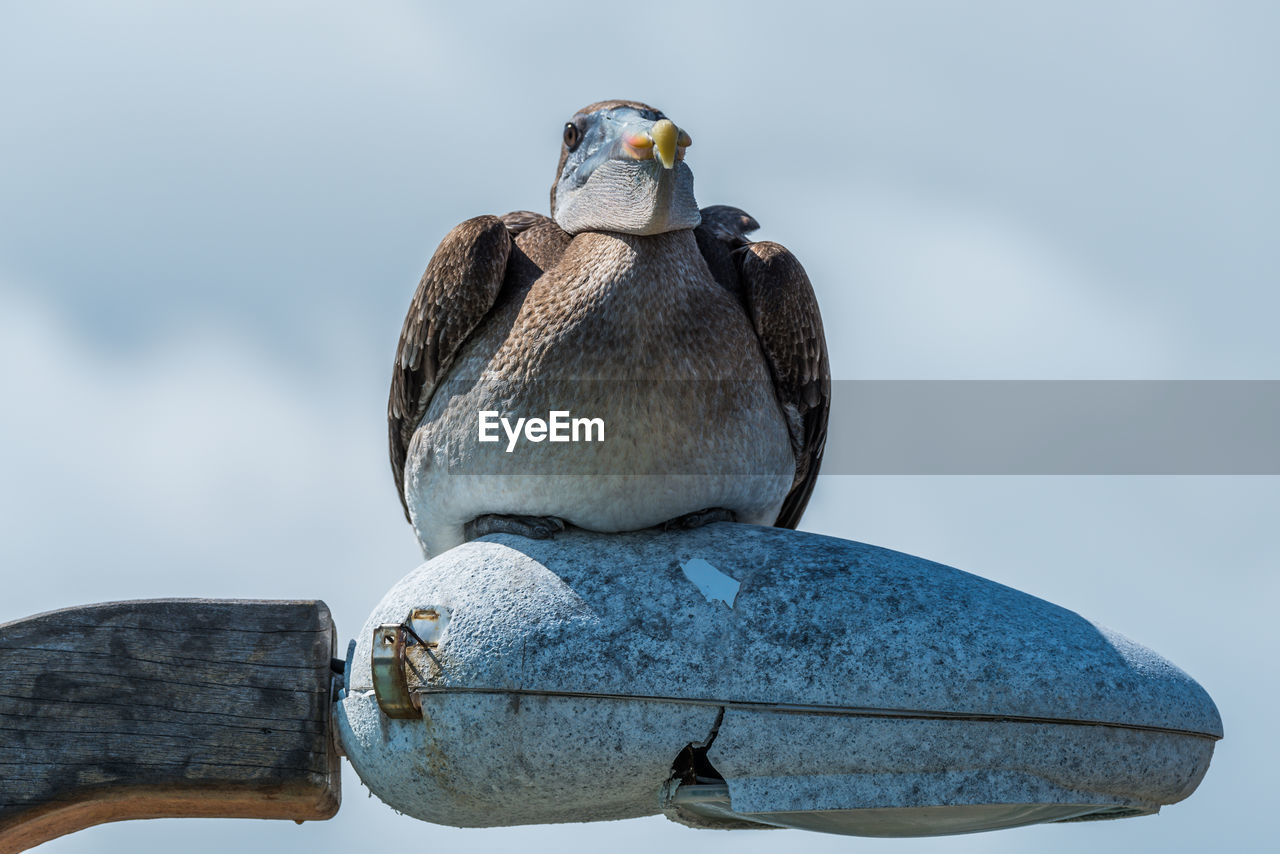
0 599 341 853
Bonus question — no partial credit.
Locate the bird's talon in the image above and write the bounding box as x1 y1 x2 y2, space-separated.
660 507 736 532
465 514 567 543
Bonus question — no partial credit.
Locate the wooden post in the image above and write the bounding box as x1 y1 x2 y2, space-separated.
0 599 341 853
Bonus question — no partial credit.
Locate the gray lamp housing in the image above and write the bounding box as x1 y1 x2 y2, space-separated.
337 524 1220 837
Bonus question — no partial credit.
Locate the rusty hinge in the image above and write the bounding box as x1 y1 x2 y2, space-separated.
371 608 449 720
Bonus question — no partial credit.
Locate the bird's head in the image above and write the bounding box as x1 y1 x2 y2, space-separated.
550 100 700 236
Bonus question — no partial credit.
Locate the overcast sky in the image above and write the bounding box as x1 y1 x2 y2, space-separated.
1 2 1276 852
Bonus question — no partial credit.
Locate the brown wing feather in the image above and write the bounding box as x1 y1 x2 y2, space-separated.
388 215 513 521
695 206 831 529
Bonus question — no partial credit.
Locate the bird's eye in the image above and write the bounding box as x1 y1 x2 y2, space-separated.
563 123 582 151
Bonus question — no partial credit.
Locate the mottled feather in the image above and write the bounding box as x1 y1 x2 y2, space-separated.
388 216 511 522
498 210 547 236
693 205 831 529
389 213 573 522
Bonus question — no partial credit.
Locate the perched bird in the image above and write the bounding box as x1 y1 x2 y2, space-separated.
389 100 829 557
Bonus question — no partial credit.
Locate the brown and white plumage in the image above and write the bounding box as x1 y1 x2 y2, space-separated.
694 204 830 528
389 101 829 555
388 212 569 521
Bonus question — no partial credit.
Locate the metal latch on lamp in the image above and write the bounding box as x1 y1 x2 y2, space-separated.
371 608 449 720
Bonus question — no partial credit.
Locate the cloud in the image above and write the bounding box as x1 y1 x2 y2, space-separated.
797 192 1175 379
0 285 419 632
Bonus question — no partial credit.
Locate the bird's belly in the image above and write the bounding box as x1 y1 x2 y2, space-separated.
406 370 794 556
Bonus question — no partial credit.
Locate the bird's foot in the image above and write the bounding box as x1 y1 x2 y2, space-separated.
660 507 736 532
464 514 568 542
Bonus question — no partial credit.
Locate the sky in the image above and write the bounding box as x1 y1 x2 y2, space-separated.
1 1 1276 851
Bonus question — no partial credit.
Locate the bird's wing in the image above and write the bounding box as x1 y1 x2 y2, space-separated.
694 205 831 529
388 215 513 522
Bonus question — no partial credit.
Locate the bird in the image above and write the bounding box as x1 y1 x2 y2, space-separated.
389 100 829 557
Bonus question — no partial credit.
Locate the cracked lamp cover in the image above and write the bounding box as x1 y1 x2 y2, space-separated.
336 524 1221 837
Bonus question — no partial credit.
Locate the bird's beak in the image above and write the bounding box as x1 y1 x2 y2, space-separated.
621 119 693 169
650 119 680 169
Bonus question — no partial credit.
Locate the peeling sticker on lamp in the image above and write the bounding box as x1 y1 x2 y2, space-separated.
680 557 741 607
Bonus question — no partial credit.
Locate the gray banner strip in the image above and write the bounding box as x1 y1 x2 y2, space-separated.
825 381 1280 474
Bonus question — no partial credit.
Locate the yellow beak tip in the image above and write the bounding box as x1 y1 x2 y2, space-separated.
651 119 679 170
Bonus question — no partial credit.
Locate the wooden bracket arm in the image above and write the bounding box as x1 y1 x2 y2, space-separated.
0 599 341 853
